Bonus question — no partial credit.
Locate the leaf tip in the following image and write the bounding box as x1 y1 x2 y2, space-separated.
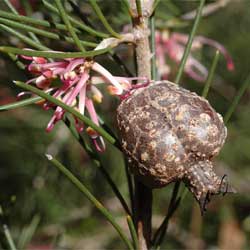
45 154 53 160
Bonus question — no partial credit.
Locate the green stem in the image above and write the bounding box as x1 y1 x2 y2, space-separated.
224 73 250 124
54 0 85 52
150 13 156 80
42 0 109 39
0 96 42 111
89 0 121 38
0 25 50 50
14 81 115 144
202 50 220 98
46 154 133 250
127 215 139 250
3 225 17 250
175 0 206 84
0 46 111 58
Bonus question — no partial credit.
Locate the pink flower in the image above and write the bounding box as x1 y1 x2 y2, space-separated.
155 31 234 82
20 55 137 152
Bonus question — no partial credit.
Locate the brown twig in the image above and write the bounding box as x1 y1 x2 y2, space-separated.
129 1 154 249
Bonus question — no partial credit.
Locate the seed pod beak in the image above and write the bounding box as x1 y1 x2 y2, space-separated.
198 174 236 215
184 161 236 215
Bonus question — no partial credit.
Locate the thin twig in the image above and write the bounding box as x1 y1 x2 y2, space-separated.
130 0 154 248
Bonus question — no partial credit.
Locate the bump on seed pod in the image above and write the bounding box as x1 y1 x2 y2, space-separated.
117 80 235 214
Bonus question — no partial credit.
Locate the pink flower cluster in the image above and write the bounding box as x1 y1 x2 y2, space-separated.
20 55 137 152
156 31 234 82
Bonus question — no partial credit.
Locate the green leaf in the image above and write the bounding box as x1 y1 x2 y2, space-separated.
0 17 60 39
7 52 25 69
224 73 250 124
127 215 139 250
0 25 50 50
2 224 17 250
54 0 85 52
0 10 80 33
3 0 42 46
175 0 206 84
3 0 18 14
46 154 133 250
42 0 109 39
89 0 121 38
0 46 111 58
0 18 97 48
0 96 42 112
202 50 220 98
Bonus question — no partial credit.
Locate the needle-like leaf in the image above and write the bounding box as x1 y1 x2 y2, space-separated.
0 46 111 58
202 50 220 98
175 0 206 84
46 154 133 250
54 0 85 52
0 96 42 112
88 0 121 38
